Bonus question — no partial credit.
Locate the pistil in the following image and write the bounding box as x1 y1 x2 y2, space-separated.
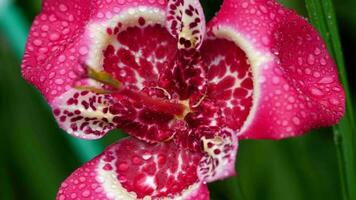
114 88 190 118
81 67 191 119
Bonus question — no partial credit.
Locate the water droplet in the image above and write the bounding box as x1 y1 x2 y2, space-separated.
58 55 66 62
329 98 340 105
142 153 151 160
79 177 86 182
314 48 321 55
318 76 333 84
297 57 303 66
118 162 129 171
313 72 321 78
81 190 91 197
292 117 301 125
33 39 42 46
310 87 324 96
242 2 248 8
41 25 49 31
59 4 68 12
304 68 311 75
272 76 280 84
50 33 60 41
307 54 315 65
58 194 65 200
262 36 269 45
79 46 88 55
118 175 127 183
70 193 77 199
132 156 142 165
288 96 295 103
55 79 64 85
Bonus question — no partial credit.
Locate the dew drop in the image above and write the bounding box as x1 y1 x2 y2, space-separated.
318 76 334 84
55 79 64 85
313 72 321 78
79 177 86 182
310 87 324 96
307 54 315 65
142 153 151 160
58 194 65 200
272 76 280 84
304 68 311 75
50 33 60 41
292 117 301 125
329 98 340 105
314 48 321 55
59 4 68 12
70 193 77 199
118 162 129 171
118 175 127 183
81 190 91 197
262 36 269 45
58 55 66 62
242 2 248 8
61 182 68 188
132 156 142 165
41 25 49 31
33 39 42 46
288 96 295 103
79 46 89 55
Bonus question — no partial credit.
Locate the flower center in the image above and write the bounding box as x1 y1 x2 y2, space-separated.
83 67 192 120
75 15 253 150
84 21 215 145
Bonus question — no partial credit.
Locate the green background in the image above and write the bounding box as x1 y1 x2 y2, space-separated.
0 0 355 199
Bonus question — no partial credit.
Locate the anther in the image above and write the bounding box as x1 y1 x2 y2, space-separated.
74 86 113 94
87 67 121 89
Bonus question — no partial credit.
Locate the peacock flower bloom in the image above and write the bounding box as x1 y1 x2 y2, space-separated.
22 0 345 199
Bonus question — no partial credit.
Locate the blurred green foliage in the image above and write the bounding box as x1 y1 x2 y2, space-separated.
0 0 355 199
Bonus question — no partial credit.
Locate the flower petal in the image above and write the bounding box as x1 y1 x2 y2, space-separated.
53 88 181 140
198 128 238 182
200 38 253 133
21 0 92 102
166 0 206 50
23 1 184 140
22 0 173 101
57 137 209 200
185 183 210 200
206 0 345 139
52 89 117 139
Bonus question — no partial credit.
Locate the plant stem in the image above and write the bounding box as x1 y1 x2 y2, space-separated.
305 0 356 200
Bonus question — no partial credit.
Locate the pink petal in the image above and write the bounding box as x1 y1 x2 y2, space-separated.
206 0 345 139
200 38 253 133
22 0 184 140
185 184 210 200
52 90 117 139
103 22 177 92
197 128 238 182
22 0 169 102
57 137 209 200
166 0 206 50
53 88 183 140
21 0 92 102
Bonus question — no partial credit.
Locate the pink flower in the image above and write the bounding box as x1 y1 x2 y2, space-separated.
22 0 345 199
